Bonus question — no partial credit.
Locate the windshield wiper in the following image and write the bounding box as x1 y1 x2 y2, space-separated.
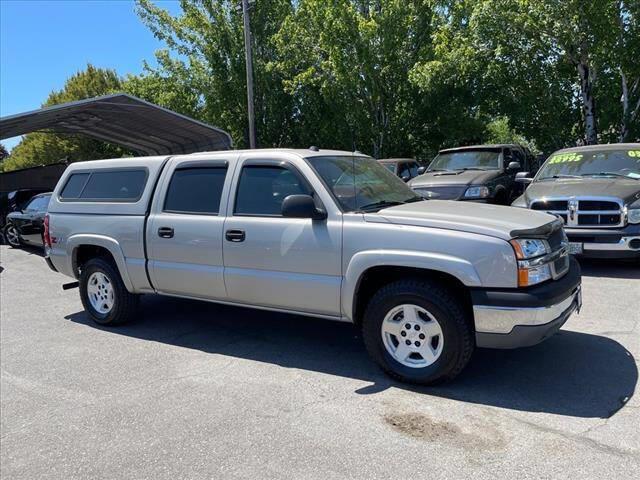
539 174 581 180
456 167 489 171
581 172 637 179
358 197 422 212
427 168 454 172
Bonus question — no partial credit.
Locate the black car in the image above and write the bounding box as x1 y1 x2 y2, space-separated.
3 192 52 248
512 143 640 259
408 144 538 204
378 158 425 182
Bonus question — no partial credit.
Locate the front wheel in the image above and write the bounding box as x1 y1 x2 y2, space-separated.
3 223 22 248
79 257 138 326
361 279 474 385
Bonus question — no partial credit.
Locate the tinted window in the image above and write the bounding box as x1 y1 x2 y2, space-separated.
409 162 419 177
60 170 147 201
25 195 51 212
164 167 227 214
60 173 89 199
81 170 147 200
398 163 410 178
235 166 310 216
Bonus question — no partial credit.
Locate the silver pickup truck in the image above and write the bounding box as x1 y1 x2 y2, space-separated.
44 148 581 384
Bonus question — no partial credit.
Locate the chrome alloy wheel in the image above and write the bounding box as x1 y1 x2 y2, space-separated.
87 272 115 314
381 304 444 368
5 225 20 246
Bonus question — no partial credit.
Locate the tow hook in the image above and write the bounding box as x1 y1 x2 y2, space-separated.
62 281 79 290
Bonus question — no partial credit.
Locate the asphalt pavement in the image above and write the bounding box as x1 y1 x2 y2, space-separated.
1 245 638 479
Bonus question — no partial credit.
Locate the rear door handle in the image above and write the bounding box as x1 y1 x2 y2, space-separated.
158 227 174 239
225 229 245 242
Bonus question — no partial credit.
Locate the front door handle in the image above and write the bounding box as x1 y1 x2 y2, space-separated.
158 227 174 239
225 229 245 242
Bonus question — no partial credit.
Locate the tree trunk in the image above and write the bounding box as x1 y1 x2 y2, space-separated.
577 61 598 144
619 69 640 142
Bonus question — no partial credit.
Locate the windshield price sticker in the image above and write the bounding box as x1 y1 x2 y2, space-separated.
628 150 640 158
548 153 583 164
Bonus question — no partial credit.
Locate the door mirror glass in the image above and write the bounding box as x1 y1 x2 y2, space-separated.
507 161 521 171
417 166 426 175
281 194 326 220
401 174 410 182
515 171 533 184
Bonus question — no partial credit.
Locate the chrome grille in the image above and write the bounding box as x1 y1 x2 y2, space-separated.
530 197 624 228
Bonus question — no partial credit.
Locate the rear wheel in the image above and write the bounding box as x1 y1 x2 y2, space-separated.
361 279 474 385
79 257 138 325
3 224 22 248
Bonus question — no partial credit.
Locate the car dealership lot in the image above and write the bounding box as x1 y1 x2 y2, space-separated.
1 245 638 479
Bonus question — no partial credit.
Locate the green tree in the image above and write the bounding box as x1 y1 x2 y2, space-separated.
3 64 127 172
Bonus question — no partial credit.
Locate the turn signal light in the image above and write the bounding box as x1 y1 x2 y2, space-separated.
43 214 51 248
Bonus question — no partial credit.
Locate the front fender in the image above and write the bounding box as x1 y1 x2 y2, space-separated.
342 249 481 321
66 234 134 292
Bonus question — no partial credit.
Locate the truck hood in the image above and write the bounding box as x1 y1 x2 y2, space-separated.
366 200 556 240
524 178 640 206
409 169 500 188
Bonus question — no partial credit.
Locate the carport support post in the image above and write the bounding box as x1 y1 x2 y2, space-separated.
242 0 256 149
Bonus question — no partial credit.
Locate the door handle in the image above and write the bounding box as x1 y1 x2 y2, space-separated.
158 227 174 239
225 229 245 242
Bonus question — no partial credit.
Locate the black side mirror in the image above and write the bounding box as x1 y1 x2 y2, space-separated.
515 172 533 184
401 174 410 182
282 194 327 220
507 161 521 171
417 166 426 175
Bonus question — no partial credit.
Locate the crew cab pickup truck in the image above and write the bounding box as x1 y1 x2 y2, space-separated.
44 149 581 384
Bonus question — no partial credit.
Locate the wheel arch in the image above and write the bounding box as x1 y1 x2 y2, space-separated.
67 234 134 292
344 250 479 327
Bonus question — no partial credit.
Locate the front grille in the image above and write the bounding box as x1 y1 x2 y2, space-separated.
414 185 467 200
530 197 624 228
547 227 565 250
552 255 569 277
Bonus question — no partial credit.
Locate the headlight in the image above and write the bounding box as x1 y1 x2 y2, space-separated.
509 238 553 287
464 186 490 198
628 208 640 224
509 238 550 259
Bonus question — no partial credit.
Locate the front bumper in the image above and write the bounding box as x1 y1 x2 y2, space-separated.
565 226 640 259
471 257 582 349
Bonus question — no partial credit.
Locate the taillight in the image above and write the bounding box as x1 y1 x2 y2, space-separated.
43 214 51 248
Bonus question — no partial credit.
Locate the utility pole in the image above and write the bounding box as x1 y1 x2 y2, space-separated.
242 0 256 148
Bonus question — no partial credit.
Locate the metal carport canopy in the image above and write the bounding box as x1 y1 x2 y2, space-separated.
0 93 233 155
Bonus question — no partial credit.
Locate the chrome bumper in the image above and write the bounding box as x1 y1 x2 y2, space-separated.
582 236 640 252
474 285 581 335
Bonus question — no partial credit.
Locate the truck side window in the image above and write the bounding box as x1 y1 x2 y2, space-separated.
164 167 227 214
60 173 90 199
60 170 147 201
235 165 310 216
409 162 419 177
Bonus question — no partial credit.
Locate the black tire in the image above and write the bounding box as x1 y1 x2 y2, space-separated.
361 279 474 385
3 223 22 248
79 257 138 326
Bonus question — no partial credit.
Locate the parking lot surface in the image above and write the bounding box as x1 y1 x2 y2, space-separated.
1 245 638 479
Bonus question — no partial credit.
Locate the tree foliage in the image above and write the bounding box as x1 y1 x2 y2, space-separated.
3 0 638 172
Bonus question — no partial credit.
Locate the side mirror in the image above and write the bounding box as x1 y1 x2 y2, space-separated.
401 174 410 182
515 172 533 184
282 194 327 220
507 161 521 171
417 166 426 175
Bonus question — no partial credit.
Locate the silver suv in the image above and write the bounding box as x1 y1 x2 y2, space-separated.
44 149 581 384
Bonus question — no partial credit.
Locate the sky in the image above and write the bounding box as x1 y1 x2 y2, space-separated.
0 0 181 150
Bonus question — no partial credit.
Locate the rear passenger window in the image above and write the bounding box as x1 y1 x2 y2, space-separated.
164 167 227 214
235 166 310 216
59 170 147 201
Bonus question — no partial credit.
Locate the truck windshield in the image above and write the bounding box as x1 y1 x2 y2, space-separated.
428 150 501 171
307 156 423 212
537 148 640 181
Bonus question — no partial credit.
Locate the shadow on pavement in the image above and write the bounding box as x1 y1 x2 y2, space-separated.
66 294 637 419
578 257 640 280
